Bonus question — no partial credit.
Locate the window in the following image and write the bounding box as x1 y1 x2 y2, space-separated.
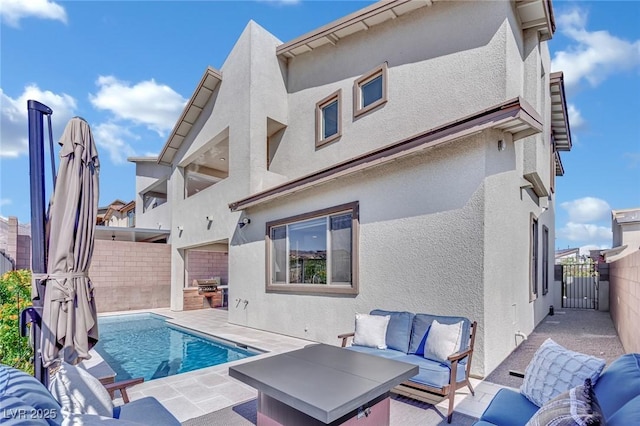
353 63 388 118
127 210 135 228
315 90 342 147
542 225 549 295
266 202 359 295
530 215 539 301
141 179 167 213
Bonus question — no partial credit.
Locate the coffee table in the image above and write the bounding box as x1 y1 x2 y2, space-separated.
229 344 418 426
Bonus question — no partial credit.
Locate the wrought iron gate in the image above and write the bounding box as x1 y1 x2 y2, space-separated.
561 260 599 309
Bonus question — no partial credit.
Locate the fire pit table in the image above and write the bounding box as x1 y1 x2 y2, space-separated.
229 343 418 426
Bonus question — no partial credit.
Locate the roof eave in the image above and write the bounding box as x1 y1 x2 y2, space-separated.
157 66 223 166
549 71 572 152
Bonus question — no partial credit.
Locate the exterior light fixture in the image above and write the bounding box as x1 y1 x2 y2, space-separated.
238 217 251 228
177 225 184 231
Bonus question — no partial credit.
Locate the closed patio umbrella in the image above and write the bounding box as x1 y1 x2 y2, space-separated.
40 116 100 367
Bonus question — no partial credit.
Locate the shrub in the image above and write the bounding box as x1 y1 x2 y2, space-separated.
0 269 34 374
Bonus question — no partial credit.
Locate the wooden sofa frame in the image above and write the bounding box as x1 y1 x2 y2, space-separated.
339 321 477 423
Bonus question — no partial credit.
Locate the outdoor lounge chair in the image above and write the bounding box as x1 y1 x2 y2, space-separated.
0 362 180 425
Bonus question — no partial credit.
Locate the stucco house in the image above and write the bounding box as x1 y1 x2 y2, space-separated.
605 208 640 262
129 0 571 376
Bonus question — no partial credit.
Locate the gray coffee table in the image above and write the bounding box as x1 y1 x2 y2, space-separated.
229 343 418 426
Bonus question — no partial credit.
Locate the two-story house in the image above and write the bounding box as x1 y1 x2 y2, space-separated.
130 0 571 376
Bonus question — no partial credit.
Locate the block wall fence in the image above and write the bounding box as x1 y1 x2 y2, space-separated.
609 250 640 353
3 216 172 313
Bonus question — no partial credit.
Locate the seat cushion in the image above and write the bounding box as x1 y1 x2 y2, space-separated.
0 394 51 425
520 338 605 407
607 394 640 426
346 345 406 360
594 353 640 418
0 364 62 426
396 355 466 389
370 310 414 353
49 361 113 418
408 314 470 356
479 388 539 426
115 397 180 425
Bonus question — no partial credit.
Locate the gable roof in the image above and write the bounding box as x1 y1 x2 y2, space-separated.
230 97 542 211
157 66 222 166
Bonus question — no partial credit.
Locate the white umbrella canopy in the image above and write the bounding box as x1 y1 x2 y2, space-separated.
40 116 100 367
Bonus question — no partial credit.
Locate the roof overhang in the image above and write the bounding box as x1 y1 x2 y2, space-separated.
157 66 222 166
276 0 435 60
229 97 542 211
554 150 564 176
95 226 170 243
515 0 555 41
550 71 572 151
127 156 159 163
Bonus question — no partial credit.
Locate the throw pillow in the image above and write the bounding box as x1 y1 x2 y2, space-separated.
526 378 604 426
49 361 114 418
520 338 606 407
352 313 390 349
424 320 463 363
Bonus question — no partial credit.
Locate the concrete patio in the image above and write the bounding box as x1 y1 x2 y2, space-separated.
99 307 625 425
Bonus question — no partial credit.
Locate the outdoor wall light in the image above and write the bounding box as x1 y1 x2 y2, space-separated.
238 217 251 228
205 215 214 222
177 225 184 231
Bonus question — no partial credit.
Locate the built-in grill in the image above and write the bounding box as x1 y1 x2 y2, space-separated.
194 278 220 295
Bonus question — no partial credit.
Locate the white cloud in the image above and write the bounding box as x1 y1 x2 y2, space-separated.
579 244 610 256
89 76 186 136
0 0 67 27
551 8 640 91
557 222 612 244
567 103 585 130
0 199 11 207
92 122 138 164
0 85 77 158
560 197 611 223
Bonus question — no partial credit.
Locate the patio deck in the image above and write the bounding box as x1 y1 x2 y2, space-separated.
102 307 624 425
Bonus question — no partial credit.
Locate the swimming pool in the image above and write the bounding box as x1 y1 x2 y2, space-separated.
94 313 259 381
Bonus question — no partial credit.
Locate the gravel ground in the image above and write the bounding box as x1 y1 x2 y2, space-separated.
484 309 625 388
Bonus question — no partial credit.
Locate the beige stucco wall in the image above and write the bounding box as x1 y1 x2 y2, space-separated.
156 1 557 376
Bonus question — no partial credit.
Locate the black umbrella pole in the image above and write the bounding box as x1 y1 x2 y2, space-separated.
26 100 53 384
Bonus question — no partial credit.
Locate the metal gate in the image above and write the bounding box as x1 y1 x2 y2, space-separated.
561 260 598 309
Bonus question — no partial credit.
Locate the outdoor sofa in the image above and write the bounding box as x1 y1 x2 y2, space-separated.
338 309 477 423
0 362 180 425
473 352 640 426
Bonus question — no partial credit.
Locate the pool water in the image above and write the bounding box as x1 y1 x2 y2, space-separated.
94 313 257 381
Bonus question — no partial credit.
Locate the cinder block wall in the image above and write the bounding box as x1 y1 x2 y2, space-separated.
609 250 640 353
5 217 31 270
186 250 228 286
90 240 171 313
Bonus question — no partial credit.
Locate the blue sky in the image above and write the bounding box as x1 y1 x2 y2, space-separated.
1 0 639 254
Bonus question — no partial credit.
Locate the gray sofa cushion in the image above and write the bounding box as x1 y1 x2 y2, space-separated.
594 353 640 418
370 310 414 353
114 397 181 425
0 364 62 426
408 314 471 357
346 345 406 360
396 355 467 389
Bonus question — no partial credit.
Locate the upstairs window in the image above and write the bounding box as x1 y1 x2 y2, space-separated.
354 63 388 118
315 90 342 147
530 215 539 301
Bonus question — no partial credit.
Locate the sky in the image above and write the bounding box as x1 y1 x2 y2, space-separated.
0 0 639 254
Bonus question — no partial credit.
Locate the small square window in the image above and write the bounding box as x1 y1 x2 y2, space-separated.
354 63 388 118
315 90 342 147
